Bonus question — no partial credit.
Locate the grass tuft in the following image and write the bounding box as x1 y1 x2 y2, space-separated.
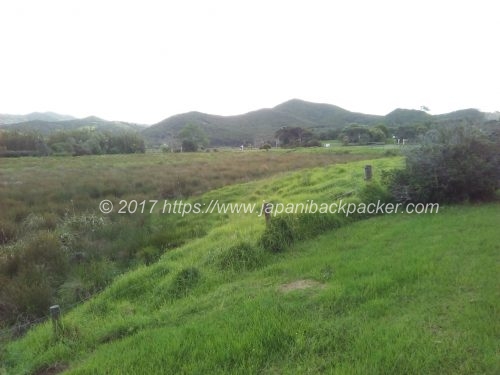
167 267 201 299
216 242 266 272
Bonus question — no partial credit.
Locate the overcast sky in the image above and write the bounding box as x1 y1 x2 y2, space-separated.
1 0 499 124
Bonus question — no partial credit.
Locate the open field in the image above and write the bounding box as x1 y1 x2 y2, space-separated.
1 149 498 374
0 147 390 222
0 147 391 329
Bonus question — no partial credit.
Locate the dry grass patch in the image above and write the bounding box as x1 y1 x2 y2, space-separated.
278 279 325 293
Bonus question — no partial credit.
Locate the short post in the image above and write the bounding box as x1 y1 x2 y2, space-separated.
364 165 372 181
50 305 62 336
262 202 271 225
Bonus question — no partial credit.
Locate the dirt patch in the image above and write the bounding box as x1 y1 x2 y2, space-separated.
278 279 324 293
34 363 69 375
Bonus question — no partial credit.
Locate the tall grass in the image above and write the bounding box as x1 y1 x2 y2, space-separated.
0 150 383 328
3 202 498 374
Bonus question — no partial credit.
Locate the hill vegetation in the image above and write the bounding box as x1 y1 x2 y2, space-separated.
0 116 145 135
143 99 497 147
0 129 145 157
142 99 385 147
2 100 498 151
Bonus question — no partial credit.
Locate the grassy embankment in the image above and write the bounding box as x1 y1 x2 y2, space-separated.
0 147 384 328
2 151 498 374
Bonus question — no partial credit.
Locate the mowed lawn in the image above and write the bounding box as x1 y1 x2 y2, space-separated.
3 202 499 374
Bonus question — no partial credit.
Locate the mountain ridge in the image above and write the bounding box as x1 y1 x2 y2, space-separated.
0 111 75 125
2 99 496 147
143 99 491 146
0 116 146 135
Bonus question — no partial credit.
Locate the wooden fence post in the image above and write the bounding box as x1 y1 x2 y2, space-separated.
364 165 372 181
262 202 271 225
50 305 62 336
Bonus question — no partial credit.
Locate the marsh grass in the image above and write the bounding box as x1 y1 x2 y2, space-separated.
0 150 381 326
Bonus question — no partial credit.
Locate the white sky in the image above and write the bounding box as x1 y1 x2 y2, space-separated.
1 0 499 124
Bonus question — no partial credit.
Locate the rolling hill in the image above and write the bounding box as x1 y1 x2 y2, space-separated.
143 99 491 147
2 100 495 147
0 116 146 135
142 99 384 146
0 111 75 125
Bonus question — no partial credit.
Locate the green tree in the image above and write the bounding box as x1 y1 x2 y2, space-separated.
178 124 208 152
368 127 386 142
275 126 314 147
339 124 371 145
373 124 390 138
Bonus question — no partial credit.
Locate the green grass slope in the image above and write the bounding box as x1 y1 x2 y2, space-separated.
2 158 499 374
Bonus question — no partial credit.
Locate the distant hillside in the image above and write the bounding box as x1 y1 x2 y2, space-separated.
1 116 145 135
0 111 75 125
2 101 494 147
274 99 382 130
384 108 432 126
143 99 493 147
433 108 485 124
143 99 384 146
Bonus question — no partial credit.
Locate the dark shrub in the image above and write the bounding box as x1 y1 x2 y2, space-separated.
260 144 272 150
0 219 17 244
358 181 393 205
136 246 162 265
384 124 500 203
182 140 198 152
304 139 322 147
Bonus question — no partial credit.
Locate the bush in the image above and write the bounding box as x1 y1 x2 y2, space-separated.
358 181 393 205
384 124 500 203
0 219 17 244
304 140 322 147
136 246 162 265
22 232 69 285
182 140 198 152
383 148 400 157
260 144 272 150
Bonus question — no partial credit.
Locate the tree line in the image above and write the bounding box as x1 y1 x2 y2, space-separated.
0 129 145 157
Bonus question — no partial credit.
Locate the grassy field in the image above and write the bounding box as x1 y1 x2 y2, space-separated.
0 147 383 221
1 150 498 374
1 146 389 328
